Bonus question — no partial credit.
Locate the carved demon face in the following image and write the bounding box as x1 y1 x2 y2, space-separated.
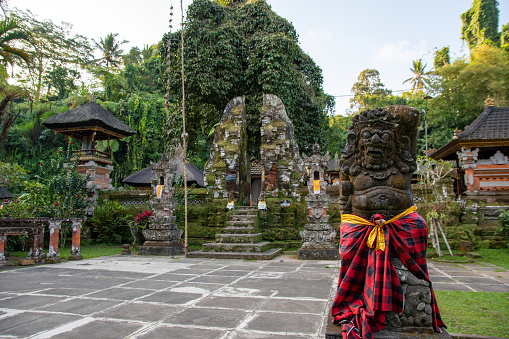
358 127 395 169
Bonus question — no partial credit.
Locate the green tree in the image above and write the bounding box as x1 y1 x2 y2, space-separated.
44 65 80 100
122 46 142 65
434 47 450 70
0 17 30 66
92 33 128 68
403 59 432 91
427 45 509 150
461 0 500 51
349 68 392 113
162 0 334 158
13 9 92 102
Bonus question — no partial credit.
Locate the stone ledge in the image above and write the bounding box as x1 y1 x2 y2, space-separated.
298 248 338 260
187 248 282 260
138 245 184 256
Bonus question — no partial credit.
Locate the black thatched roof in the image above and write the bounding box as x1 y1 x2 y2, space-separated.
431 106 509 160
123 161 205 188
456 106 509 140
0 186 13 199
42 101 136 140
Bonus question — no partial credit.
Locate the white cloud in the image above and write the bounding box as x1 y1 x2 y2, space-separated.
375 40 431 64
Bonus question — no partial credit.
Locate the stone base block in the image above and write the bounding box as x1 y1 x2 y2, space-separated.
187 248 282 260
325 313 451 338
17 257 35 266
68 254 83 261
298 248 338 260
45 257 62 264
138 244 184 256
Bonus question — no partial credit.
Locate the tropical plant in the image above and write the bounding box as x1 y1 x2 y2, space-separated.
0 17 31 66
92 33 128 68
403 59 431 91
0 161 26 187
87 200 135 245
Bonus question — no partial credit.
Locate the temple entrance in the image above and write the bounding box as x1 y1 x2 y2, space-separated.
251 178 261 206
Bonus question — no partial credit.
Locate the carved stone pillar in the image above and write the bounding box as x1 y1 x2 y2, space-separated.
68 219 83 260
47 219 62 264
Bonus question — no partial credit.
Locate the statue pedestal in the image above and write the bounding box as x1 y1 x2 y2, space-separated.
324 314 452 339
297 248 338 260
138 241 184 256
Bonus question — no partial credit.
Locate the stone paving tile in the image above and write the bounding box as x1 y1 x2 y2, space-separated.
121 279 177 290
139 291 205 305
37 287 97 296
221 265 260 271
86 287 155 300
431 282 473 292
148 273 197 281
465 283 509 292
0 294 66 310
37 298 122 315
429 276 456 283
453 276 504 284
50 319 144 339
169 282 224 294
137 324 226 339
242 311 322 336
257 266 298 272
164 306 250 328
188 264 228 270
195 295 265 310
0 311 80 337
229 331 311 338
96 301 184 321
187 275 240 284
167 268 214 275
258 297 328 314
206 270 251 277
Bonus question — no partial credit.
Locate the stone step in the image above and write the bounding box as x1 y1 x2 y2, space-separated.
232 208 258 215
222 226 256 234
202 241 272 253
226 220 254 227
216 233 263 244
231 214 257 221
187 248 282 260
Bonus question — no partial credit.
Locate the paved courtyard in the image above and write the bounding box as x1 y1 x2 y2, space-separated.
0 254 508 339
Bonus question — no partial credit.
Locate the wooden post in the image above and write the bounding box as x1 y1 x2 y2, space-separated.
181 0 188 257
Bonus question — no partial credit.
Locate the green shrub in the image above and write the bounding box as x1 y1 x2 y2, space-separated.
88 201 135 245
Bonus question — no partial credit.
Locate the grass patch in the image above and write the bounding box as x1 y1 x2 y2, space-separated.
435 291 509 337
9 245 122 260
475 248 509 269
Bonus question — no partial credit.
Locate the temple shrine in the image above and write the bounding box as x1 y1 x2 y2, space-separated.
430 99 509 201
42 101 136 190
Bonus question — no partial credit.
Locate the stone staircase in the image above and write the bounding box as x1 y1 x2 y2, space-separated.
187 206 282 260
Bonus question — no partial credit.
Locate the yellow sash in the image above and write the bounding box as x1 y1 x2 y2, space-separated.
340 205 417 251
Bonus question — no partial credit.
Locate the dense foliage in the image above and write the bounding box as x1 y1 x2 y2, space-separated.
162 0 334 156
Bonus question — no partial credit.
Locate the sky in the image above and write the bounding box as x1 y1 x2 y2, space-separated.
9 0 509 115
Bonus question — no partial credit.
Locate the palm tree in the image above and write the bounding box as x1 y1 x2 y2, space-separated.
403 59 431 91
92 33 128 68
0 17 30 66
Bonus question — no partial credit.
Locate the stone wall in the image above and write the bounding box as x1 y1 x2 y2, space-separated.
260 94 304 199
203 96 249 204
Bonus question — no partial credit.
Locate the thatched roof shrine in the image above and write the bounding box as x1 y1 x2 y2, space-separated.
431 106 509 160
42 101 136 140
123 161 205 189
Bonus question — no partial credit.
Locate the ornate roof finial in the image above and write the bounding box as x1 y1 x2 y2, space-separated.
485 96 495 107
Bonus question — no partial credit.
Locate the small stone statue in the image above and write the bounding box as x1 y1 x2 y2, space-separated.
331 106 446 338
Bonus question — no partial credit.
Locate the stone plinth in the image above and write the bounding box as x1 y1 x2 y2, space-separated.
325 312 452 339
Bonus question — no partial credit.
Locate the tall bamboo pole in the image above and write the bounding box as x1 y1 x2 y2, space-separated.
180 0 188 256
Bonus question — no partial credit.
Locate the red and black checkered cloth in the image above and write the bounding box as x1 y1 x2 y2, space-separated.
331 211 446 339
